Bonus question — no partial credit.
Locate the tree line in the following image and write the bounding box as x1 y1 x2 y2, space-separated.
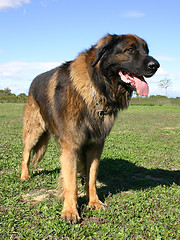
0 88 28 103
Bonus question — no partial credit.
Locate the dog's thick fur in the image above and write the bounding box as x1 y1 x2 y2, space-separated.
21 34 159 223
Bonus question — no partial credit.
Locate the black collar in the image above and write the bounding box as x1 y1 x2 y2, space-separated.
90 84 116 118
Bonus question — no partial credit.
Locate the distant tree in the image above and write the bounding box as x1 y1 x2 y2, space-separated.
18 93 27 98
17 93 28 102
158 78 172 97
3 87 12 94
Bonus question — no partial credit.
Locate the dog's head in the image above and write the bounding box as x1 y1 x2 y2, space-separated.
92 34 160 96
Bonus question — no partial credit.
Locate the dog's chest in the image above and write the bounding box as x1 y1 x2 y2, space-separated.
87 112 116 142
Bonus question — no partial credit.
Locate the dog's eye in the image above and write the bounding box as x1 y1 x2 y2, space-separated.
126 48 134 53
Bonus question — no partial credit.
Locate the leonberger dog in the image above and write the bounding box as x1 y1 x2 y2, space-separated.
21 34 159 223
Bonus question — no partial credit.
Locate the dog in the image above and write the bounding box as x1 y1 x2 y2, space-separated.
21 34 159 223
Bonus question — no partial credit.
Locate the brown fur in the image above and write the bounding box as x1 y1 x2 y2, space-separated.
21 34 159 223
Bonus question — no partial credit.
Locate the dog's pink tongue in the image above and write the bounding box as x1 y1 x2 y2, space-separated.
133 76 149 96
119 71 149 96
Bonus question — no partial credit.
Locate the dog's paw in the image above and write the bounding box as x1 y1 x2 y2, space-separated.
20 168 31 180
61 208 81 224
20 174 31 180
88 200 106 210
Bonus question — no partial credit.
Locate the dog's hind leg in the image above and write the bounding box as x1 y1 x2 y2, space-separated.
31 131 50 166
21 96 46 180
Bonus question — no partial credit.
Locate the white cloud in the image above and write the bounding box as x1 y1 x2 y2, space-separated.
156 67 169 76
40 0 59 7
0 61 63 94
121 10 145 18
40 1 47 7
156 56 179 61
0 62 62 76
0 0 30 11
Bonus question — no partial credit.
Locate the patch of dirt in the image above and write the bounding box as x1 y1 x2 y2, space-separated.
81 216 107 225
171 167 180 171
162 127 180 130
21 180 107 204
22 189 57 204
0 205 9 212
0 169 14 174
10 233 23 240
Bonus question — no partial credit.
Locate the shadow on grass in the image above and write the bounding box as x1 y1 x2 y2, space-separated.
97 158 180 198
32 168 60 177
32 158 179 198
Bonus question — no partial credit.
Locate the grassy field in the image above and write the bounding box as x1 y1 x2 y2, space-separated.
0 103 180 239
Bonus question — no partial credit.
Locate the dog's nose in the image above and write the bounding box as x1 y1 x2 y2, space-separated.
144 57 160 77
147 60 160 71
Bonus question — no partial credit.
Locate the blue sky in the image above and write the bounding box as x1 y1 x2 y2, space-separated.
0 0 180 97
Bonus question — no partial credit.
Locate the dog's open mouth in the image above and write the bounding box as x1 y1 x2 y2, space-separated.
119 71 149 96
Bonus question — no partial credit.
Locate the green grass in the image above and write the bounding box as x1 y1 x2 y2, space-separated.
0 103 180 239
131 96 180 106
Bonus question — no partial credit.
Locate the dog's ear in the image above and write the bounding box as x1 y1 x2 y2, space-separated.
92 34 118 67
92 44 108 67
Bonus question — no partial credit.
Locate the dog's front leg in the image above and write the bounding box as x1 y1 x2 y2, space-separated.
86 142 106 210
59 141 80 224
